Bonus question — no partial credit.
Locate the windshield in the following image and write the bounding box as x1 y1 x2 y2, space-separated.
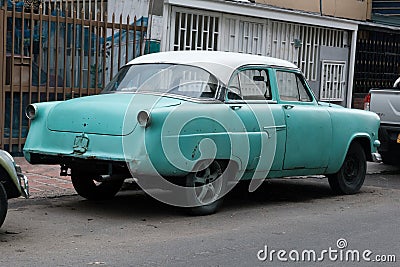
102 64 220 99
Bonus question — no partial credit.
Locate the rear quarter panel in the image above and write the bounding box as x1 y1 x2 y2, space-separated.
141 101 267 177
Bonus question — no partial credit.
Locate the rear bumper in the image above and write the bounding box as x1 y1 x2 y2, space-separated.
377 124 400 164
378 124 400 155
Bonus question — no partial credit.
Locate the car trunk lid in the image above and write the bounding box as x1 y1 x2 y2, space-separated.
46 93 181 136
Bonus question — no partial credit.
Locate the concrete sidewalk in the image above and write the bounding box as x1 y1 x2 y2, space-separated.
14 157 400 198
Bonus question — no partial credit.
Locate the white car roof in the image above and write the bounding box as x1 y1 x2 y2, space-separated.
127 51 298 85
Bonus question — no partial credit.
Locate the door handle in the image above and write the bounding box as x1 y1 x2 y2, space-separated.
283 104 294 110
263 125 286 138
230 105 242 110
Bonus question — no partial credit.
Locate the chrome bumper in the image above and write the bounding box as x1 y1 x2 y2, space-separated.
15 164 29 198
371 152 382 163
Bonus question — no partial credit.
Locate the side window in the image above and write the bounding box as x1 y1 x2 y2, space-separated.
276 71 312 102
227 68 272 100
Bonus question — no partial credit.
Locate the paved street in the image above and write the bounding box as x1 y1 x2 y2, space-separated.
13 157 400 199
0 159 399 266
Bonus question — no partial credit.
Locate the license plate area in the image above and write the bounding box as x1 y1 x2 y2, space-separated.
73 133 90 154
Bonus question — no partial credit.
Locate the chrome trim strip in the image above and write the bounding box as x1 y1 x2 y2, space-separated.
226 100 278 104
263 125 286 131
108 91 223 104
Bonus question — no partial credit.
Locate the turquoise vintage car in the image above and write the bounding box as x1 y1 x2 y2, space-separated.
24 51 381 215
0 150 29 227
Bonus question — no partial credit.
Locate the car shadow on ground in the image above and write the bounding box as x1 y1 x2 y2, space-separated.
223 178 338 209
44 178 347 218
0 177 381 243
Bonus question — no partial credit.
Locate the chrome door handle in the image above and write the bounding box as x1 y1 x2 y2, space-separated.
283 104 294 110
230 105 242 110
263 125 286 139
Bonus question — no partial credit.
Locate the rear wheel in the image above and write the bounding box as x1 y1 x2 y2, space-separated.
71 170 124 200
0 183 8 227
185 160 229 216
328 142 366 195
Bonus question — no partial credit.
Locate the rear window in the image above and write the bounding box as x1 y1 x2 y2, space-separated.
102 64 219 99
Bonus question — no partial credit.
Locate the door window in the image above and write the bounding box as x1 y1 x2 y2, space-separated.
227 68 272 100
276 71 312 102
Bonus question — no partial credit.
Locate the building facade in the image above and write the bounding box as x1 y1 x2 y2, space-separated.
155 0 361 107
352 0 400 108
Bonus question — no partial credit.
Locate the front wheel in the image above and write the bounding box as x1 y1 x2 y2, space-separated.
328 142 366 195
71 170 124 201
0 183 8 227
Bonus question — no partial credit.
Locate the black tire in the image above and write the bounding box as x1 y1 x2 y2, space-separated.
185 161 229 216
328 142 366 195
0 183 8 228
71 170 124 201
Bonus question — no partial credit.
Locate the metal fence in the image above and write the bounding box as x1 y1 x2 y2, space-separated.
0 1 147 153
354 29 400 94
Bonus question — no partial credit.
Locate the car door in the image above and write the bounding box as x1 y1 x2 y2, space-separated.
226 67 286 174
274 69 332 170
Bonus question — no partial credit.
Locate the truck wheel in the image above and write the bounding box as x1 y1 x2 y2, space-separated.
71 170 124 201
0 183 8 227
185 160 229 216
328 142 366 195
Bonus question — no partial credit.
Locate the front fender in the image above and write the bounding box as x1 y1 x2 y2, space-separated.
326 133 373 174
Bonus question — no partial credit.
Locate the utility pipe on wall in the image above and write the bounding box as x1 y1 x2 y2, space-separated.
320 0 323 15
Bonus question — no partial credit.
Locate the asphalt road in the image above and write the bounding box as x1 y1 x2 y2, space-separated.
1 171 399 267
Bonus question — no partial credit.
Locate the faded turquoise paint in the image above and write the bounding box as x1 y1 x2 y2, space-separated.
282 104 332 169
324 105 381 173
46 94 182 136
23 63 381 180
24 94 182 164
141 102 264 177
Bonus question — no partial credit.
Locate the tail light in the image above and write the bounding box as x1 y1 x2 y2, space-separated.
26 104 38 120
363 93 371 111
137 110 151 128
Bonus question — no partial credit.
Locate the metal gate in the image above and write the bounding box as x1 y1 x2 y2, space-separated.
0 1 147 153
171 9 220 51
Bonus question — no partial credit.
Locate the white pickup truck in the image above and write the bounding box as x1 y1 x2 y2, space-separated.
364 79 400 165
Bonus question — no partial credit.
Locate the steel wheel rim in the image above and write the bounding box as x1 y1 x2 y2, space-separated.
343 157 360 185
193 161 223 205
